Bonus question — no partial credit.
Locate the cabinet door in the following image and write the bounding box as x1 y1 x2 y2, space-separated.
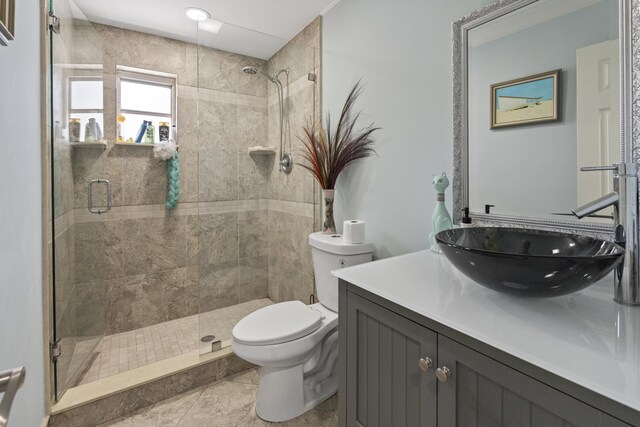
437 336 630 427
346 293 438 427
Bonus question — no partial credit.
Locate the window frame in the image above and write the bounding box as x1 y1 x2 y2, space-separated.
116 66 177 133
66 68 105 142
68 75 104 115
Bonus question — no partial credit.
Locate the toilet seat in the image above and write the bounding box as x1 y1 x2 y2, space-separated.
233 301 323 346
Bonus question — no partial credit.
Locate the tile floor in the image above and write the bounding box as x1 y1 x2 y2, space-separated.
96 368 339 427
80 299 273 385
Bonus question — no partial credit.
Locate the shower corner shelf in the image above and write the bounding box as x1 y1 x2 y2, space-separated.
248 146 276 155
69 141 108 149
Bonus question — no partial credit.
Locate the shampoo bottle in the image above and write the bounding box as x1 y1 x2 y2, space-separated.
145 121 155 144
135 120 148 143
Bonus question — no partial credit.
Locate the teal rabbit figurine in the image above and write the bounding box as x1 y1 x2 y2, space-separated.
429 172 453 252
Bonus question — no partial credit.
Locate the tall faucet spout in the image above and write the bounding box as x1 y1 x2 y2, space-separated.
576 162 640 305
572 192 619 219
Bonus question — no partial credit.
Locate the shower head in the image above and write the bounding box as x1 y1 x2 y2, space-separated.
242 65 280 85
242 66 258 75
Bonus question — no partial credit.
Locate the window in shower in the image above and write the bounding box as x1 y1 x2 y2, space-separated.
116 67 176 143
68 76 104 142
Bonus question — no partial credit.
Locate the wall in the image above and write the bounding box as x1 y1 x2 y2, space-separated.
0 0 47 426
266 18 321 304
323 0 496 258
468 0 618 215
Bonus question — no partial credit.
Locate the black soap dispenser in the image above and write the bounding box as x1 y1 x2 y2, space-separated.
460 208 473 228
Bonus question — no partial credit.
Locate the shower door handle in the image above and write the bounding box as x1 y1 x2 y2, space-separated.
88 179 112 214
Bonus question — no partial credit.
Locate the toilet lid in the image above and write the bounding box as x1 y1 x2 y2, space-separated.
232 301 323 346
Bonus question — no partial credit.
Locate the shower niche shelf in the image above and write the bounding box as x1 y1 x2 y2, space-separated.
115 142 179 148
248 146 276 155
70 141 108 149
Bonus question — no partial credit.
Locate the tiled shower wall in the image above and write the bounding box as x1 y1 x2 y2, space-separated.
56 23 272 341
62 18 322 332
267 18 322 304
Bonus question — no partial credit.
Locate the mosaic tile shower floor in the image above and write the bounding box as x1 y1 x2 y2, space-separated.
79 299 273 385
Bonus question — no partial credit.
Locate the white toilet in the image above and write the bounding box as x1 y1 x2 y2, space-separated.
232 232 374 422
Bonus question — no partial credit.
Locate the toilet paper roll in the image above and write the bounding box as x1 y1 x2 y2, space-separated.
343 220 365 244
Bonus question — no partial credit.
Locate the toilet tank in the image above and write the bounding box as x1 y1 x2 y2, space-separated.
309 232 374 312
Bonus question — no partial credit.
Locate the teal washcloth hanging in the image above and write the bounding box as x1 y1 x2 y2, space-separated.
166 152 181 209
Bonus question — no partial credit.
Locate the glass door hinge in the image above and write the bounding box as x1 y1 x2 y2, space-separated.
50 340 62 363
48 12 60 34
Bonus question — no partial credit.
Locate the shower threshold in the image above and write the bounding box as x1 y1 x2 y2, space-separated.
78 298 272 386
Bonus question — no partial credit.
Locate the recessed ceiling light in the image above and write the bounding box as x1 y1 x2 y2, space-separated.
185 7 210 22
199 19 223 34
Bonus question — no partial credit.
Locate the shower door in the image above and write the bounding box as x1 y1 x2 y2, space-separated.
49 0 107 400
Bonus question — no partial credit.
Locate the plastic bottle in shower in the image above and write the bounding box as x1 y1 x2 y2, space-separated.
159 122 170 142
134 120 149 143
145 121 155 144
171 125 177 144
89 118 103 141
117 115 126 142
84 121 95 142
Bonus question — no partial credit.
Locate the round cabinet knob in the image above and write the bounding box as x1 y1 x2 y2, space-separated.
418 357 433 373
436 366 451 382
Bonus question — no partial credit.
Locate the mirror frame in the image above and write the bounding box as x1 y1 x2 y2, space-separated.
452 0 638 239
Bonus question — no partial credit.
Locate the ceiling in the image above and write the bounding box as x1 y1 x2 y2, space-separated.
469 0 603 47
73 0 339 60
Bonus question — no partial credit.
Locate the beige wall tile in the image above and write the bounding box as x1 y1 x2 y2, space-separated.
238 210 268 259
198 149 239 202
198 98 239 151
198 46 267 97
198 212 239 266
238 256 268 303
199 261 239 312
121 216 186 277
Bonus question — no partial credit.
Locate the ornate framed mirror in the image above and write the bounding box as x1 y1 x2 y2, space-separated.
452 0 638 239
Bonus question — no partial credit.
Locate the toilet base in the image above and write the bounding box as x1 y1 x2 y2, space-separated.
255 363 338 422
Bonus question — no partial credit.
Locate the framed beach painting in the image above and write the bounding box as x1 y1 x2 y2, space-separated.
0 0 15 46
490 69 560 129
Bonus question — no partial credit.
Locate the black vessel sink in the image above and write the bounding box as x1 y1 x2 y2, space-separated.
435 228 624 297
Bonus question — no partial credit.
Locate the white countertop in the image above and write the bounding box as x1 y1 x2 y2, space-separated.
333 250 640 412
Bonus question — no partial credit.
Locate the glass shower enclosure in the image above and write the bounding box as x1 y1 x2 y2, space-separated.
49 0 319 402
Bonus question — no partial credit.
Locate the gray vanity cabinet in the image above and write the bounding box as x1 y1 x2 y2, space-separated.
340 287 632 427
437 336 626 426
345 292 438 427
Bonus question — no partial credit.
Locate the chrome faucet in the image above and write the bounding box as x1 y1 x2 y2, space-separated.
573 163 640 305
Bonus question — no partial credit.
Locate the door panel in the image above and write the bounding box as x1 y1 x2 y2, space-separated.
437 336 630 427
577 39 620 214
50 0 106 400
346 293 437 427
